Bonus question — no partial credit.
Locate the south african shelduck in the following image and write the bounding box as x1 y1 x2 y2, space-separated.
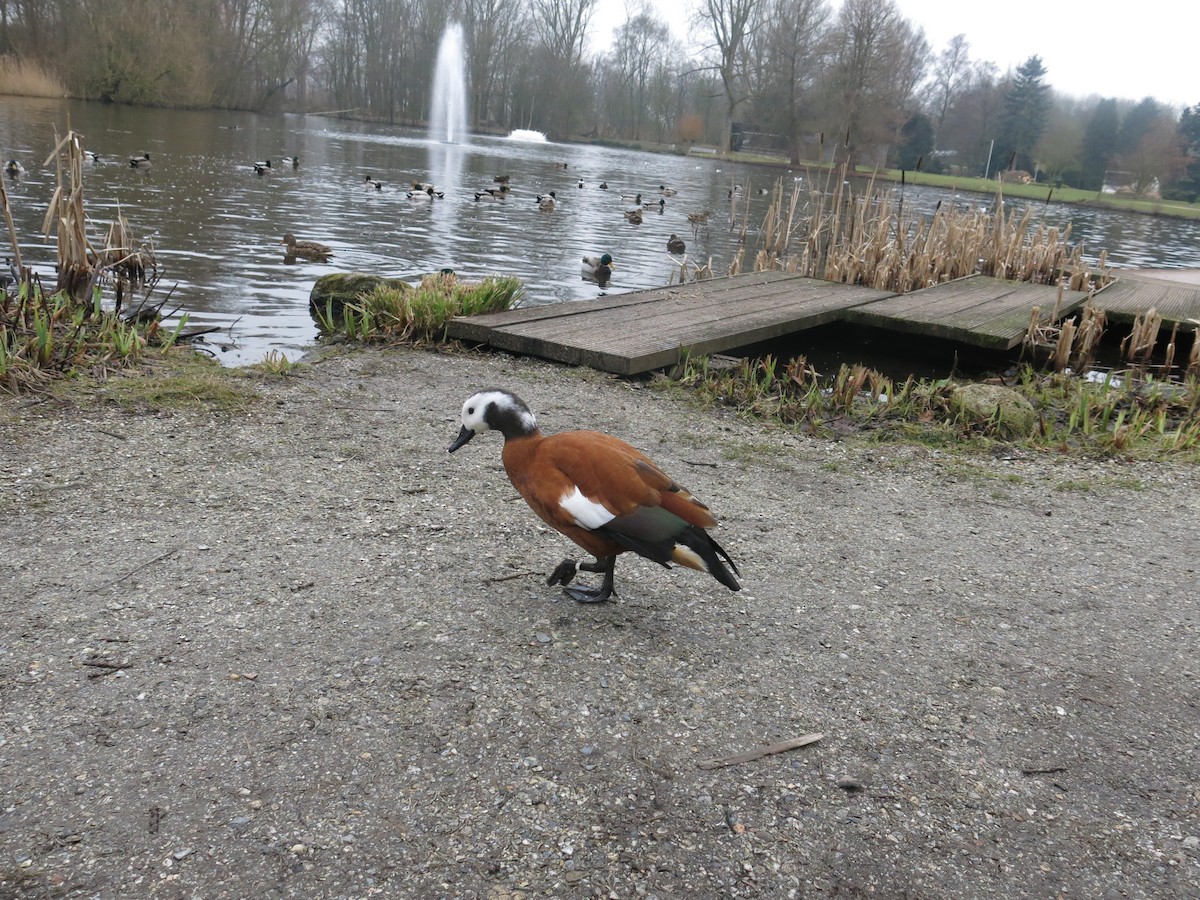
448 390 740 603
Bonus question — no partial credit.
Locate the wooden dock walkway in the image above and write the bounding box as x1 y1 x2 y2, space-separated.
448 272 892 375
1092 272 1200 326
447 270 1200 376
844 275 1091 350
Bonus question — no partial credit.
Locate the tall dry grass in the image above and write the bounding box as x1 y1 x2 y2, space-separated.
0 56 66 98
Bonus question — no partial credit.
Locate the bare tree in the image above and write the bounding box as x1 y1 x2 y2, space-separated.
527 0 597 135
927 34 971 147
819 0 926 169
693 0 762 153
749 0 830 163
607 2 670 140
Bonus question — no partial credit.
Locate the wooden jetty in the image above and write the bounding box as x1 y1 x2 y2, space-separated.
448 272 892 376
1090 272 1200 326
844 275 1090 350
447 271 1198 376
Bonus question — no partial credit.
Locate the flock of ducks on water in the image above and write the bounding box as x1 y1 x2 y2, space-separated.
263 160 699 283
4 150 706 285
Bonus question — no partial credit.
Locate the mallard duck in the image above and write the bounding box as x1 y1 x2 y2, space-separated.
474 191 503 202
407 185 443 199
667 234 686 254
687 210 710 226
598 181 608 190
581 253 614 285
280 233 333 262
4 159 24 176
282 156 299 168
129 152 152 168
644 197 666 213
537 191 557 211
364 175 383 190
253 159 272 175
85 151 101 163
557 162 569 169
621 191 642 204
658 184 677 197
624 208 643 225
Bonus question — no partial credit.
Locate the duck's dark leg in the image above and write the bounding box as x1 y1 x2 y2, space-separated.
564 556 616 603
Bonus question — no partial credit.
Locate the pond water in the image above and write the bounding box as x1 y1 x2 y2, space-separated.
2 97 1199 365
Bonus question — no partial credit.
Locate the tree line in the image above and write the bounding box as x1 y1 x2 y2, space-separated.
3 0 1198 199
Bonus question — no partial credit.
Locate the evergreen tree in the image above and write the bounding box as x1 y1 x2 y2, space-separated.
1116 97 1163 158
896 112 934 170
1079 98 1120 190
1176 104 1200 202
993 55 1051 174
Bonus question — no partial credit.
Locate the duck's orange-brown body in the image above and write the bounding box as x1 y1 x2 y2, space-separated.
450 389 738 602
501 430 718 567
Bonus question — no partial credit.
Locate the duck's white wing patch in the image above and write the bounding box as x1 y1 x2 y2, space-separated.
560 486 615 531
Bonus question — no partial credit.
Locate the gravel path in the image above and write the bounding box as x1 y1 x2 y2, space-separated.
2 345 1198 898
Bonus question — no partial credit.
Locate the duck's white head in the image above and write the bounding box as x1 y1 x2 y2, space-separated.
448 390 538 452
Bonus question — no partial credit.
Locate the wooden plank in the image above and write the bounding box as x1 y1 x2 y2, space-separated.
1091 274 1200 326
449 274 892 375
845 276 1090 349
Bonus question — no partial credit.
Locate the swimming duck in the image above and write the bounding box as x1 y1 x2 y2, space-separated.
537 191 557 210
598 181 608 190
644 197 666 213
581 253 614 284
280 232 333 261
577 179 584 189
85 151 101 163
4 159 24 176
129 152 152 168
448 390 740 603
624 208 643 224
621 192 642 204
659 185 677 197
282 156 300 168
253 159 272 175
407 185 443 199
364 175 383 190
667 234 686 254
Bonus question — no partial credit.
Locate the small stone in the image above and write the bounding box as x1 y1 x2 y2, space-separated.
836 776 865 791
1183 836 1200 849
564 870 586 883
535 632 552 644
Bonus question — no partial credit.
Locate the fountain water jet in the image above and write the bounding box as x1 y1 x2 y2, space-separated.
430 23 468 144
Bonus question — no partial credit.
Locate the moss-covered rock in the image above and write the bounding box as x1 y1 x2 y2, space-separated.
309 273 412 325
951 382 1038 438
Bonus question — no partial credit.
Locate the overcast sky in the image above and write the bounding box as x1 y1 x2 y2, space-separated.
588 0 1197 109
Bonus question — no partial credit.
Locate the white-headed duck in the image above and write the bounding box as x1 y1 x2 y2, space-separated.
449 390 740 602
280 233 333 261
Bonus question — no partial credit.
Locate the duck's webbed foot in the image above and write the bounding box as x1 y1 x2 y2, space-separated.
560 556 616 603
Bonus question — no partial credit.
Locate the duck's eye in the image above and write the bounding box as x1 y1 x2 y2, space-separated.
467 406 475 415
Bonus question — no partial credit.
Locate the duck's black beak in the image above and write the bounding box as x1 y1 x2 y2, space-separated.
448 426 475 453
